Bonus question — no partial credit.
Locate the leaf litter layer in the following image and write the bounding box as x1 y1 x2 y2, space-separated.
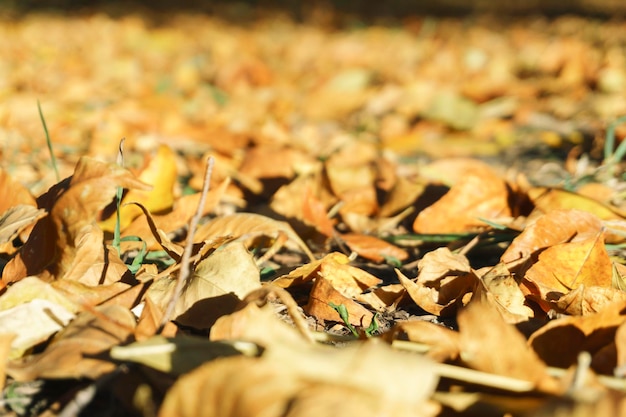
3 5 626 417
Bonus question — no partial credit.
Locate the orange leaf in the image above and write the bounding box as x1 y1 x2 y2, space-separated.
413 163 511 233
302 186 335 237
502 209 604 260
0 167 36 213
524 229 611 299
458 300 559 393
341 232 408 263
272 252 350 288
305 276 373 327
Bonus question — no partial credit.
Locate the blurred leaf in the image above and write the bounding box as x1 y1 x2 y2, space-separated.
110 335 252 375
6 305 135 381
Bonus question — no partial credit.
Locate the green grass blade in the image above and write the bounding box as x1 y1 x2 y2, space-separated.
112 139 126 256
37 100 60 182
604 115 626 165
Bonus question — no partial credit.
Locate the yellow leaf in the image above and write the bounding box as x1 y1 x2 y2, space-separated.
100 145 177 232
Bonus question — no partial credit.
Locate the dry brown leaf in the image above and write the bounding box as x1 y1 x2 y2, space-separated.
0 334 15 392
417 247 472 284
100 145 177 232
136 296 168 341
458 300 560 393
615 321 626 373
270 170 334 219
6 305 135 381
325 141 379 217
158 355 306 417
0 167 36 213
475 263 534 323
301 186 335 237
190 300 439 417
501 209 605 264
305 276 374 327
379 175 425 218
318 255 382 297
550 284 626 316
0 299 74 359
194 212 315 261
529 301 626 371
159 343 441 417
396 248 475 316
0 276 77 313
0 205 46 254
147 242 260 330
272 252 350 288
528 187 624 221
2 157 149 285
340 232 408 263
386 320 461 362
524 228 612 301
238 145 314 180
121 178 230 252
358 283 406 311
397 268 475 317
413 162 511 233
51 279 133 308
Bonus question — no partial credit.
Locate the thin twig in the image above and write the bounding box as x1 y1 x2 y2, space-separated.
157 156 215 333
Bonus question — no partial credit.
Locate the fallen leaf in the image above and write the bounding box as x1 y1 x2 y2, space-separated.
524 227 611 300
272 252 351 288
413 163 511 233
386 320 461 362
396 248 475 317
2 157 149 285
397 268 475 317
0 167 36 213
305 276 374 327
457 300 559 393
121 178 230 252
550 285 626 316
501 209 605 264
110 335 248 375
301 186 335 237
6 305 135 381
340 232 408 263
528 187 624 221
0 299 74 359
475 263 535 323
0 205 46 254
417 247 472 284
194 212 315 261
99 145 177 232
529 301 626 370
147 242 260 330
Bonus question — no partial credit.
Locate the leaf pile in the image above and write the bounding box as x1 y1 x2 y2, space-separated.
2 6 626 417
